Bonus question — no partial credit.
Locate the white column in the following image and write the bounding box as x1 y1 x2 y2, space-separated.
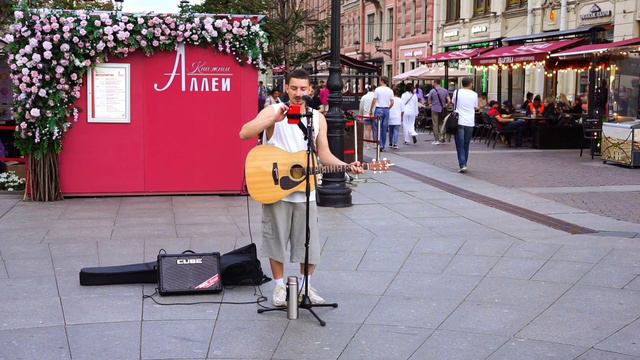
560 0 568 31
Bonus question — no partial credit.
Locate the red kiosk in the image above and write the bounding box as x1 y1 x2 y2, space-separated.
60 45 258 196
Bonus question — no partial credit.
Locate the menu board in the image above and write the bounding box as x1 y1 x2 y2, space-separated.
87 64 130 123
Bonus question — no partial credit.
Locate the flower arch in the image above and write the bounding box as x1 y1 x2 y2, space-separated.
4 8 268 200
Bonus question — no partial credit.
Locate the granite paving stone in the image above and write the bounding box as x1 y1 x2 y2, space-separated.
272 321 359 360
338 324 433 360
357 250 410 272
310 292 380 324
365 295 460 328
61 294 142 325
487 257 547 280
400 252 453 273
596 318 640 356
313 270 396 296
579 264 640 289
456 239 515 257
0 241 51 259
0 326 70 360
208 319 287 359
624 276 640 290
576 349 640 360
318 250 366 271
386 272 482 300
440 301 543 336
466 277 570 307
67 321 141 360
443 255 500 276
409 329 508 360
503 242 561 260
4 256 55 278
0 297 64 330
552 245 612 263
141 320 214 360
412 237 465 255
531 260 595 283
487 338 586 360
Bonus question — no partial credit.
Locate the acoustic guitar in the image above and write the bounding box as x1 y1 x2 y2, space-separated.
245 145 391 204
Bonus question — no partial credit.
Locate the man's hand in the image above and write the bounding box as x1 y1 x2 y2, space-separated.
274 103 288 123
348 161 364 174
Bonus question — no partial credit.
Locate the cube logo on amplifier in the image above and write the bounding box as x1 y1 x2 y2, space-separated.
157 251 222 296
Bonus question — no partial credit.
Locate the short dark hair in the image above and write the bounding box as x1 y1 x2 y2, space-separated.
526 92 534 100
461 77 472 87
286 69 310 84
489 100 498 107
380 76 389 85
405 83 414 92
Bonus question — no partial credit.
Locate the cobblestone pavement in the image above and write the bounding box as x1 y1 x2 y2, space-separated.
387 132 640 224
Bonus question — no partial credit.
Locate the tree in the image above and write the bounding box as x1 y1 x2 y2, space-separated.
196 0 329 70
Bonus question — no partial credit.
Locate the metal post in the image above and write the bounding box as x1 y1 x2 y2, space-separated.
508 66 513 102
497 66 502 104
317 0 352 207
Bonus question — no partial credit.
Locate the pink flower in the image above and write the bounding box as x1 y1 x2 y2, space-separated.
38 89 46 97
14 11 24 20
30 108 41 117
94 20 101 27
43 51 52 59
20 122 27 129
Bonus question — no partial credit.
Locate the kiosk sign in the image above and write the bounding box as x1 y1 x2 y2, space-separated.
578 2 614 25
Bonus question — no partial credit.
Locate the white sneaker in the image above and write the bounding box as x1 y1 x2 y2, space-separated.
272 284 287 307
299 286 325 304
431 141 440 145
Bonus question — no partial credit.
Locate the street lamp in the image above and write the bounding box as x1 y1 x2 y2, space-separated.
373 36 392 56
316 0 352 207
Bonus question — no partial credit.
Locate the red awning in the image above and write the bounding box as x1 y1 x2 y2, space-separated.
421 48 493 63
471 39 583 66
551 37 640 57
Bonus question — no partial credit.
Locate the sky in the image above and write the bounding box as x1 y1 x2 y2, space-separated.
121 0 190 14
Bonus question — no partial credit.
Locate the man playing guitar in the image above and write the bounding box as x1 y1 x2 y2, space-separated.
239 69 363 307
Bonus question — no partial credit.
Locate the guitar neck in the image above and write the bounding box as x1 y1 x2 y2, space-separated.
313 163 371 174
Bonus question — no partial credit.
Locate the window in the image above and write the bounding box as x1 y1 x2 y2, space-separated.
400 62 406 74
386 64 393 78
412 0 417 35
446 0 460 22
378 10 384 41
401 2 406 37
423 0 428 33
506 0 526 9
387 8 394 41
367 13 375 42
410 61 416 70
474 0 491 16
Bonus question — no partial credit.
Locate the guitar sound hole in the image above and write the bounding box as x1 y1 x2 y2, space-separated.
290 165 305 181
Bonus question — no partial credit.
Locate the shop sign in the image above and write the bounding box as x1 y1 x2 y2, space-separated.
444 29 459 38
471 25 488 34
155 44 232 93
578 2 614 24
404 51 414 57
414 50 423 57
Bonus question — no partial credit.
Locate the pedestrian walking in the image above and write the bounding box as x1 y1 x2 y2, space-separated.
427 80 449 144
370 76 394 151
400 83 419 145
388 88 403 149
452 77 478 173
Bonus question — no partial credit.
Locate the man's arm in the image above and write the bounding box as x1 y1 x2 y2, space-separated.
316 113 363 173
369 98 377 115
389 97 394 109
239 104 286 140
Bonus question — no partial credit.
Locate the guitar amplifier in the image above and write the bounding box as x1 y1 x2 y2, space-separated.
157 251 223 296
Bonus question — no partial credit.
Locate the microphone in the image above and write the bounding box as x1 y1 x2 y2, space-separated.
286 96 313 124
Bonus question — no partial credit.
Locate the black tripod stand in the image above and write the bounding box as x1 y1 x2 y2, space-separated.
257 105 338 326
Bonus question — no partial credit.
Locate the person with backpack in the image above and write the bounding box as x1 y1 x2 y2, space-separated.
427 80 450 144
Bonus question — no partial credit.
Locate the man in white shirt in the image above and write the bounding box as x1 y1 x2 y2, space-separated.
358 84 376 147
369 77 395 151
451 78 478 173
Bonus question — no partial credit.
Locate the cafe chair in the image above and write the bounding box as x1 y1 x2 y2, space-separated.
474 112 492 143
580 118 602 159
487 118 517 149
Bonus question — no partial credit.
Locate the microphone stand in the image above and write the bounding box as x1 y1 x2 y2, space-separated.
257 104 338 326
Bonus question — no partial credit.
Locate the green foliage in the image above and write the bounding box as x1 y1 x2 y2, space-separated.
197 0 329 70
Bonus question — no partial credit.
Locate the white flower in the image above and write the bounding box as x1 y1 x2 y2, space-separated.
29 108 41 117
4 34 14 43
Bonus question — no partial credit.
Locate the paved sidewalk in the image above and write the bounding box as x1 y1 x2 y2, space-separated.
0 147 639 359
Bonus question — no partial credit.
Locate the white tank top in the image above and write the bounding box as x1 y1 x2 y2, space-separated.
266 103 320 203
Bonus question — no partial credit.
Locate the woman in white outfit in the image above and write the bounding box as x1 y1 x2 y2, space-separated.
400 83 420 144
